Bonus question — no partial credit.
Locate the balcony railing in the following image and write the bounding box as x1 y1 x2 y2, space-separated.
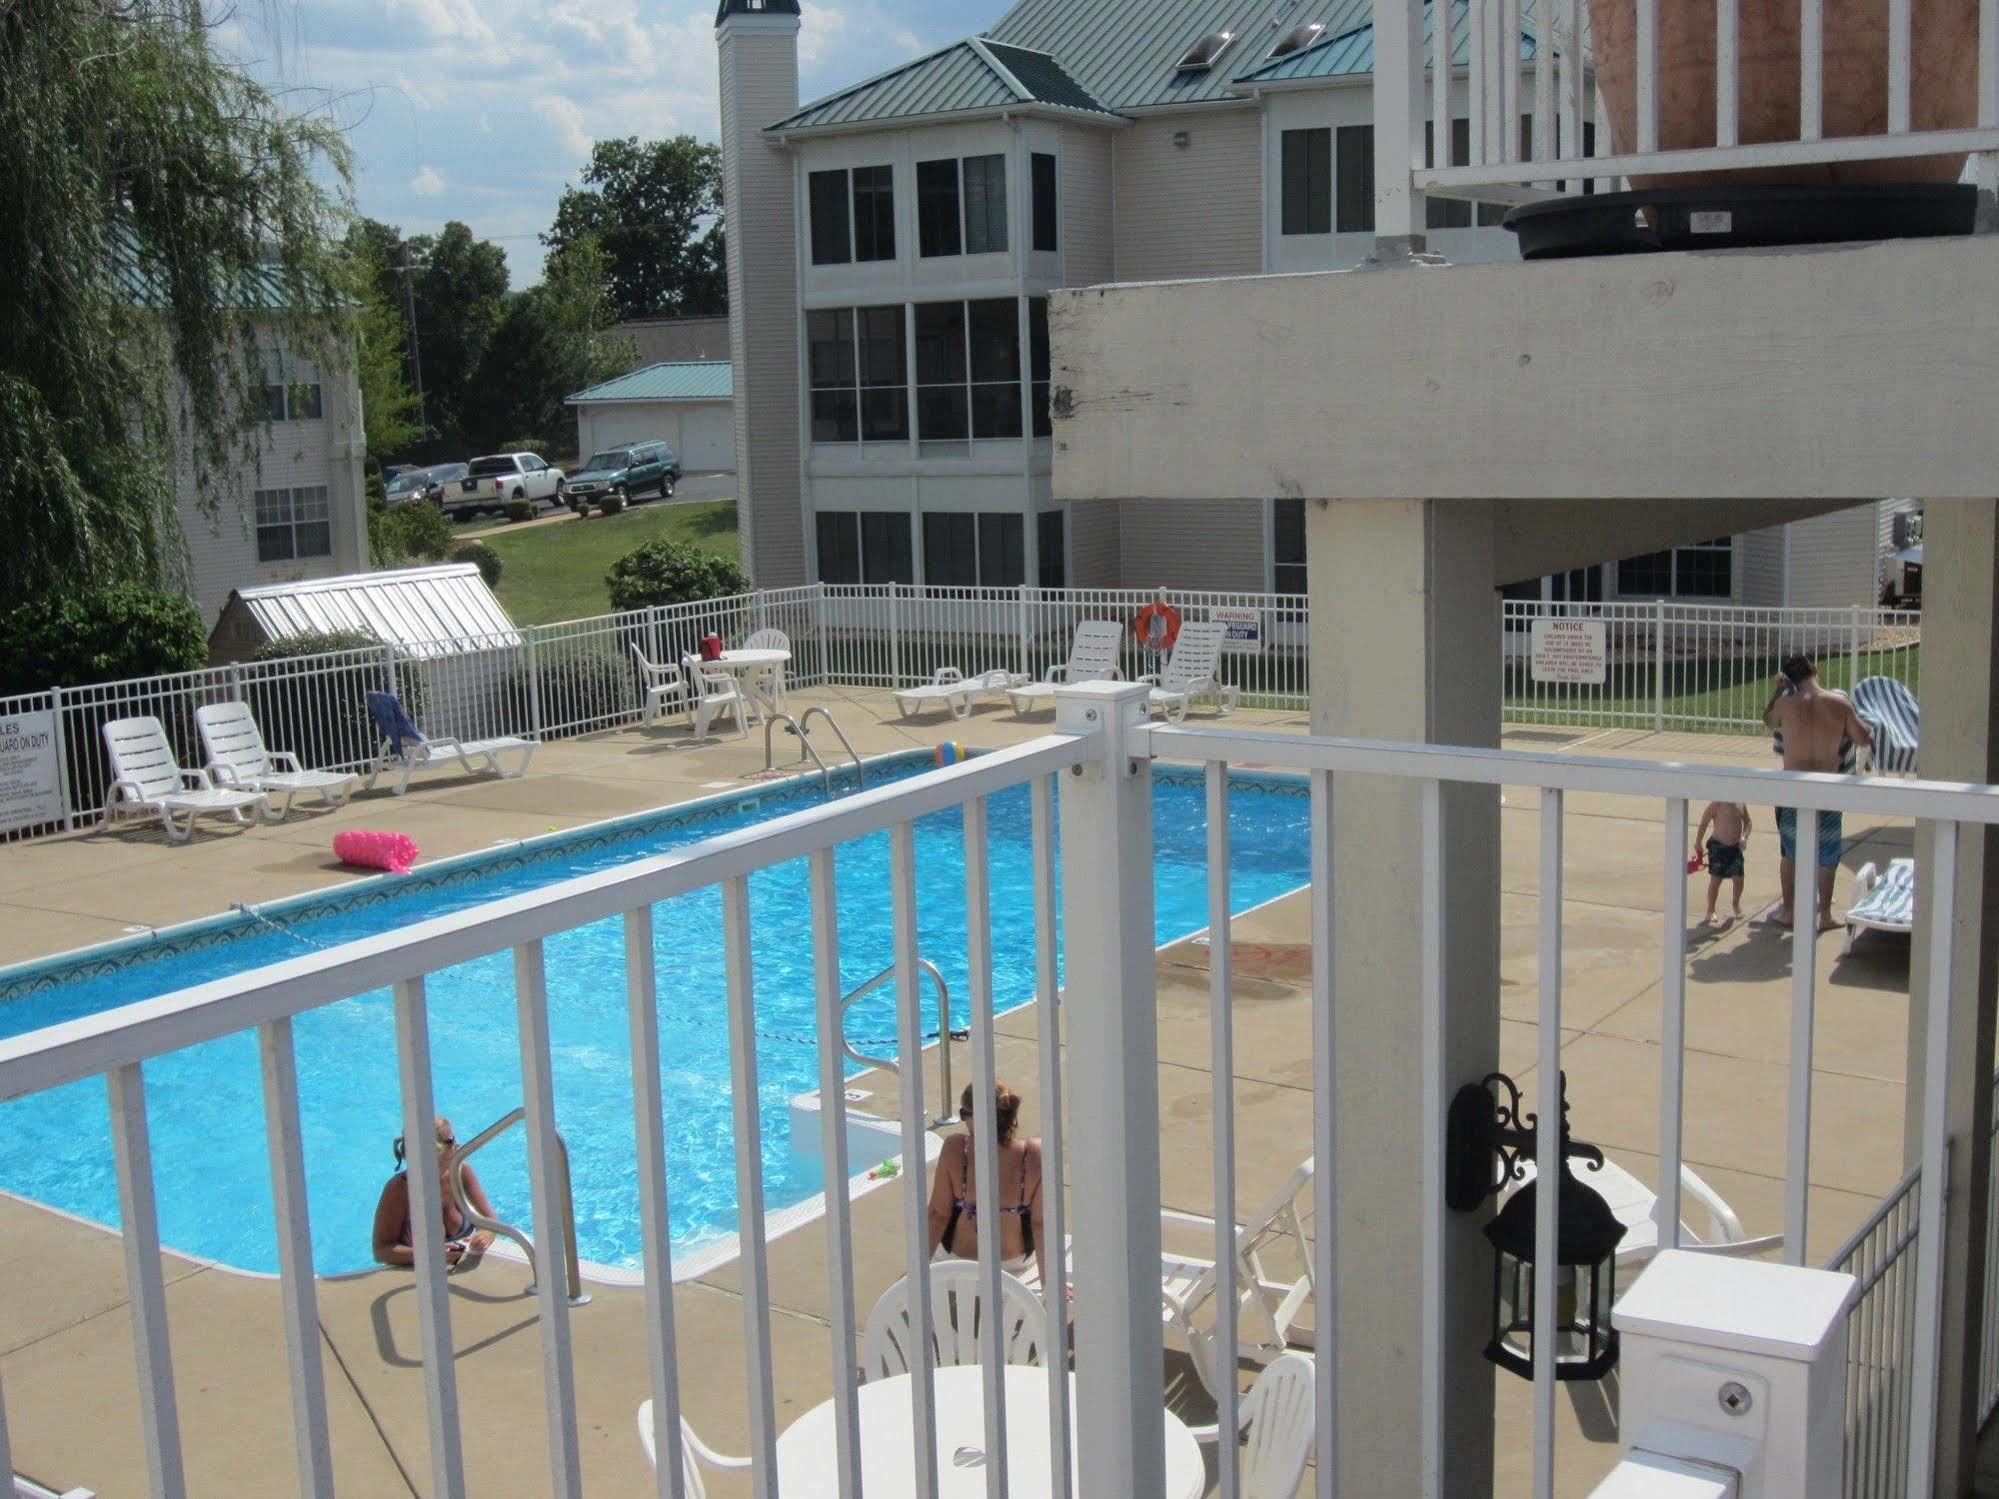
1 681 1995 1497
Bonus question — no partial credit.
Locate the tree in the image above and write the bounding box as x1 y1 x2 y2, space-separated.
606 538 750 612
460 237 629 453
0 0 354 600
408 221 509 443
354 292 421 463
543 136 726 322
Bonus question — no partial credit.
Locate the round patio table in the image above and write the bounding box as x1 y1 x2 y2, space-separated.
682 647 790 720
773 1365 1205 1497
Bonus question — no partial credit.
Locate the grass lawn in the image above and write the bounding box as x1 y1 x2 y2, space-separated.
478 500 739 625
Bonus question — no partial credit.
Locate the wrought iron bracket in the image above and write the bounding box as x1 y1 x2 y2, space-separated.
1444 1070 1604 1213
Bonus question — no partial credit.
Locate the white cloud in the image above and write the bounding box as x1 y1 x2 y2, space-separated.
533 96 594 159
409 165 447 196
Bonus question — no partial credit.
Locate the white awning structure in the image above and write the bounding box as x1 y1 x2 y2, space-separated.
229 564 523 658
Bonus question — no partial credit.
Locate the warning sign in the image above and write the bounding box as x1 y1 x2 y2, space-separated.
1529 618 1607 685
1213 606 1263 655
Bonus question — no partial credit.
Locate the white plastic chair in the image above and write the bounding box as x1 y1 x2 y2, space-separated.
101 715 269 842
860 1260 1046 1380
628 642 687 728
1142 620 1241 723
1008 619 1125 715
196 701 357 817
682 657 749 740
891 667 1030 721
1507 1157 1783 1267
635 1400 751 1496
1161 1158 1316 1398
1187 1351 1317 1499
361 690 536 795
739 627 790 713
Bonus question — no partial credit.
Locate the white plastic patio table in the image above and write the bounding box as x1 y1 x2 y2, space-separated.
773 1365 1205 1497
683 648 790 719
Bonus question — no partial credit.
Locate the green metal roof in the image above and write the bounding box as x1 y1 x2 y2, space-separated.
566 361 733 405
1231 0 1540 85
769 37 1115 132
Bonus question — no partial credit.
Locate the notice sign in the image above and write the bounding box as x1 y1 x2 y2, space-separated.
0 709 62 834
1529 618 1608 685
1214 606 1263 655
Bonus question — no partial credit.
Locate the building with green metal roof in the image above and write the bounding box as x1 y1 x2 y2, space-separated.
565 362 737 472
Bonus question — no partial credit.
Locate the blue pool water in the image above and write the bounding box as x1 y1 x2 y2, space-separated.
0 754 1309 1274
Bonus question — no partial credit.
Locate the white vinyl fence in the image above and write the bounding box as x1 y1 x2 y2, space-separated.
1828 1165 1922 1499
1503 600 1922 734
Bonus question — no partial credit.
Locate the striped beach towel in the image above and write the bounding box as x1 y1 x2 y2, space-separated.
1847 858 1917 943
1851 676 1920 776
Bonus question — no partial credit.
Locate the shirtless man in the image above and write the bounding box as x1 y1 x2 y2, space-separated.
1762 653 1872 931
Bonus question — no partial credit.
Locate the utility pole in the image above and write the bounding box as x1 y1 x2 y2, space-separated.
395 250 428 438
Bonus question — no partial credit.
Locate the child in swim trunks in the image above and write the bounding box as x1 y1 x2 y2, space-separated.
1695 801 1750 924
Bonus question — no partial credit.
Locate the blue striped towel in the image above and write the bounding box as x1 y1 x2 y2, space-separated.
1851 676 1920 776
1848 858 1916 932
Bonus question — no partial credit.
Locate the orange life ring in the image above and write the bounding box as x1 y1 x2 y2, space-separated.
1133 600 1182 653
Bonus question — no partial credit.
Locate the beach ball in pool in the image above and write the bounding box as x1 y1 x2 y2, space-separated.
935 742 966 766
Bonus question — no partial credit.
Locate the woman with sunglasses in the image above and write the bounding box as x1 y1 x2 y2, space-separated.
926 1081 1049 1291
371 1115 497 1269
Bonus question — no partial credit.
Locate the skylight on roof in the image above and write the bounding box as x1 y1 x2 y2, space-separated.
1175 29 1235 70
1269 20 1324 56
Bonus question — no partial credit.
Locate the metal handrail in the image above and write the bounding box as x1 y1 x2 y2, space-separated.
841 957 959 1127
448 1107 590 1305
762 706 862 794
798 705 862 772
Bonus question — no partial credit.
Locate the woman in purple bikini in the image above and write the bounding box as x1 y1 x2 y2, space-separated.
926 1081 1050 1291
371 1115 496 1269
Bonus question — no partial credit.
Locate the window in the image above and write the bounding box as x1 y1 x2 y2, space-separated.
967 298 1021 438
1335 125 1373 233
917 158 962 257
915 301 968 439
1037 510 1066 588
1176 29 1234 70
809 169 851 265
1028 297 1051 438
915 299 1024 442
1280 127 1330 236
922 511 1024 586
852 165 895 261
1270 20 1323 55
1273 498 1307 595
962 154 1008 254
1425 119 1514 228
1031 153 1058 252
815 510 913 583
255 486 332 563
809 306 906 443
255 379 322 421
1616 539 1733 599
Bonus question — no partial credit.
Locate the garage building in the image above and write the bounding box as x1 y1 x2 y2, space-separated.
566 361 734 474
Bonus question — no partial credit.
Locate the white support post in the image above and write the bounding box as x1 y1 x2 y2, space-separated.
109 1063 186 1499
1030 774 1073 1498
1785 809 1821 1263
1370 0 1428 245
51 683 73 831
1659 800 1689 1249
1653 598 1667 731
1907 819 1960 1499
1054 680 1163 1498
526 628 545 741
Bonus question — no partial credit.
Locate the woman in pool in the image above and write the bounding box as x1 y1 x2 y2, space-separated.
371 1115 496 1269
927 1081 1050 1290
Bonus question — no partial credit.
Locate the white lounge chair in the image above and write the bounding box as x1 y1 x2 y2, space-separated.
739 627 790 712
635 1400 750 1496
196 701 357 817
681 657 750 739
1008 620 1125 715
860 1260 1046 1380
892 667 1030 721
1187 1351 1316 1499
1161 1157 1316 1398
628 643 687 727
1845 858 1916 953
1852 676 1920 775
1507 1156 1782 1268
101 715 269 842
1143 620 1241 723
361 690 536 795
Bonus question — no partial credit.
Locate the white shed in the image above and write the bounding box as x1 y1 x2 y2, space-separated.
566 361 734 473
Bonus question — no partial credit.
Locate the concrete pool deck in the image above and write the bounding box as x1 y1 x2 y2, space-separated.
0 694 1928 1496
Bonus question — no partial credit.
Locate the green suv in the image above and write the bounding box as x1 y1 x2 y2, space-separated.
564 441 680 511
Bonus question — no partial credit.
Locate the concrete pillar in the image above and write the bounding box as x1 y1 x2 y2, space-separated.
1903 499 1999 1496
1308 498 1502 1497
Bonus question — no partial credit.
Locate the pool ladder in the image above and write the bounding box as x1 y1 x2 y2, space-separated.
840 957 963 1128
763 705 862 793
448 1107 590 1306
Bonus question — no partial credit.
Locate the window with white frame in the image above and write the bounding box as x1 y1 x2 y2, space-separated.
1031 152 1057 252
807 306 907 443
815 509 914 583
914 298 1021 441
1272 498 1307 594
255 486 332 562
1280 127 1330 236
916 154 1007 257
809 165 896 265
922 510 1023 587
1616 538 1733 598
1037 509 1066 587
255 376 323 421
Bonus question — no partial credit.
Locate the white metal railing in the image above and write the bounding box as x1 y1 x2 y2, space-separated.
1828 1164 1922 1499
1 680 1993 1498
1503 599 1922 734
1366 0 1999 231
1981 1067 1999 1423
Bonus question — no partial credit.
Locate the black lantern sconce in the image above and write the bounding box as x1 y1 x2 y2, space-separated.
1446 1071 1624 1382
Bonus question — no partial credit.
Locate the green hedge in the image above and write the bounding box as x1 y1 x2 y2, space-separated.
453 541 503 587
0 585 207 695
507 646 634 730
246 630 427 770
370 499 454 567
605 538 750 612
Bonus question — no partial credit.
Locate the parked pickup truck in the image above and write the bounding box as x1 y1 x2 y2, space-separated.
448 452 565 516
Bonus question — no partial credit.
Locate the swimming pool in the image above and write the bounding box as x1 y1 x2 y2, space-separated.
0 752 1310 1275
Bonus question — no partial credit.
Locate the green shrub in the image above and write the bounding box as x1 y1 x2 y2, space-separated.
596 491 627 517
246 629 427 771
453 541 503 588
508 647 634 730
370 498 455 567
0 585 207 694
501 435 547 457
503 499 535 523
606 538 750 612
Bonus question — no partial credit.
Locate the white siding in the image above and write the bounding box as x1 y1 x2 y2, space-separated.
721 17 806 585
1735 525 1787 606
1113 110 1262 282
1060 125 1116 287
1066 500 1120 587
1782 501 1886 608
1118 498 1266 590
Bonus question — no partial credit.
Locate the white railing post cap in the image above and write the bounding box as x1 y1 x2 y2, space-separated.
1053 679 1150 738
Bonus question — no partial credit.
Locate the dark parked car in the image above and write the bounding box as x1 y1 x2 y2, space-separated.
564 442 680 511
383 461 469 509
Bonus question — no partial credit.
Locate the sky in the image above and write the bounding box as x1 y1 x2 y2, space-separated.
218 0 994 286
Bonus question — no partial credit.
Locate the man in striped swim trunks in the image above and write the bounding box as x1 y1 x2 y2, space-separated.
1763 653 1873 931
